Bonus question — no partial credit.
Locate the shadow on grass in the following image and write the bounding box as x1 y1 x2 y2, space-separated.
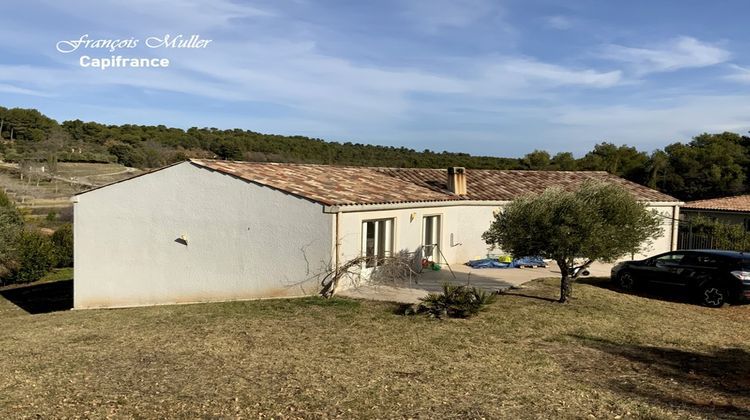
578 276 703 306
297 296 361 309
499 291 558 303
571 334 750 419
0 279 73 314
391 302 414 315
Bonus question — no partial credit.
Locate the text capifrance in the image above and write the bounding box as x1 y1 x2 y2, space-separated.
56 34 212 69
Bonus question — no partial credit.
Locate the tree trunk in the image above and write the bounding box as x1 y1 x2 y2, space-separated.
556 259 572 303
559 274 572 303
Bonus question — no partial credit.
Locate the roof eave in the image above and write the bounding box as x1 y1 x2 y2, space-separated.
682 207 750 214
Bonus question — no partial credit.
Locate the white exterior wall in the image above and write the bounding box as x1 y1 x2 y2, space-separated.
633 204 680 260
335 202 680 271
74 162 332 309
336 204 501 266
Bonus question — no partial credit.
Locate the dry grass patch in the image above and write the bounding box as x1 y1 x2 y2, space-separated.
0 277 748 418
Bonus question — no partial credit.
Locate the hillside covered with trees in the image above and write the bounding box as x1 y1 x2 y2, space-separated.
0 105 748 201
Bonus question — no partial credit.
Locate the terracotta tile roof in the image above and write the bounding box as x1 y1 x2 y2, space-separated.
682 195 750 212
190 160 447 206
190 159 679 206
377 168 678 203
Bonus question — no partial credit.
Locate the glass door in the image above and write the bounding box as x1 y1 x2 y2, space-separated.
422 215 441 263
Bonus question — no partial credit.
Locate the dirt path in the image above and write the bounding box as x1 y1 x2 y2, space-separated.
76 167 137 185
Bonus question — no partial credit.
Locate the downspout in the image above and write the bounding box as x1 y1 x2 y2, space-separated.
671 205 678 251
334 211 341 277
670 206 675 251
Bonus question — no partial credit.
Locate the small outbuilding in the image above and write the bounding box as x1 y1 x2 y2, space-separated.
73 160 681 309
681 194 750 228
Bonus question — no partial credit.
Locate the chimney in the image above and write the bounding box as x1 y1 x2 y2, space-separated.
447 167 467 195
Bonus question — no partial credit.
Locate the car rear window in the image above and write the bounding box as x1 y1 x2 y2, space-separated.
741 261 750 271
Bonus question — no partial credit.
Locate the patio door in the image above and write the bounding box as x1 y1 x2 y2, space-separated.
362 218 394 268
422 215 441 263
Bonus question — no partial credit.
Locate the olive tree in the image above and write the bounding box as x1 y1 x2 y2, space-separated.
482 181 662 303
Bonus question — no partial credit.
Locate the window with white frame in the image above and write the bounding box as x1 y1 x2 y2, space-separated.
362 219 394 268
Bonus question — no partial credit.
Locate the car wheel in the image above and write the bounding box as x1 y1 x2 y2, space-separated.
617 271 636 291
699 284 727 308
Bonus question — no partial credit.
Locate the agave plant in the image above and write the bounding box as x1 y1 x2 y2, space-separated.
409 283 496 319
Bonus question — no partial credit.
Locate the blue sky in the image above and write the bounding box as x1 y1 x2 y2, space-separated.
1 0 750 157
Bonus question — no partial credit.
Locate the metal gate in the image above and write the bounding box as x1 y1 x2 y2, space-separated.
676 226 718 250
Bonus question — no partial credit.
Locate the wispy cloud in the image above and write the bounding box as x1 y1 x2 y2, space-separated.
549 94 750 152
726 64 750 83
0 42 624 118
36 0 274 33
484 57 621 89
543 15 573 30
400 0 502 32
0 82 51 97
600 36 730 75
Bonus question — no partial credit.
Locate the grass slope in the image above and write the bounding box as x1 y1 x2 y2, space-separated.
0 277 748 418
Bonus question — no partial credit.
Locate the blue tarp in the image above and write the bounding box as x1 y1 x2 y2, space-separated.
466 259 513 269
466 256 547 269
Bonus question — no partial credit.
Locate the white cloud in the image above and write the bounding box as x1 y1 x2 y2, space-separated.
37 0 273 32
0 82 51 97
484 57 622 89
547 95 750 152
725 64 750 83
600 36 730 75
543 15 573 30
400 0 501 32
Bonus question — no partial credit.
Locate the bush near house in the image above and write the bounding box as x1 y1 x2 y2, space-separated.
0 191 70 285
12 230 56 283
0 191 23 280
682 215 750 251
51 224 73 268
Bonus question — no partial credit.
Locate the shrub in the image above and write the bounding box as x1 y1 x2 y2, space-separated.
0 191 23 281
683 216 750 251
13 231 56 283
0 190 14 208
51 224 73 267
407 283 496 319
108 144 145 168
58 206 73 223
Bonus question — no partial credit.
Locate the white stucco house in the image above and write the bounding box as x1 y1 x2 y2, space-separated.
73 159 681 309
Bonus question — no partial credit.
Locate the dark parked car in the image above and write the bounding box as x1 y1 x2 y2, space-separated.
610 250 750 307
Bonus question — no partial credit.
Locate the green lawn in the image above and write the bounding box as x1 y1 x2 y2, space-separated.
38 267 74 283
0 277 748 418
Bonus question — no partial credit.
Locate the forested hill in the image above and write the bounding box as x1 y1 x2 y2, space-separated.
0 107 520 170
0 105 749 201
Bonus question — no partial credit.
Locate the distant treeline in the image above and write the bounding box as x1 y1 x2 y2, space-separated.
0 105 748 201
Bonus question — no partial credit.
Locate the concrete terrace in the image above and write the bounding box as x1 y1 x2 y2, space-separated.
338 261 616 303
